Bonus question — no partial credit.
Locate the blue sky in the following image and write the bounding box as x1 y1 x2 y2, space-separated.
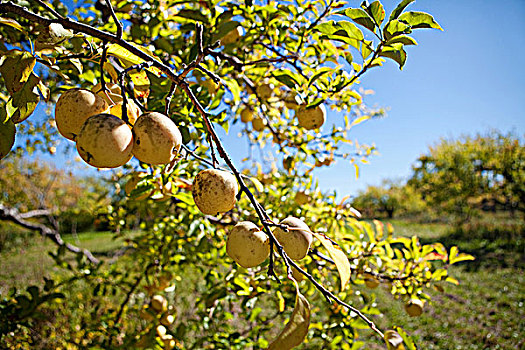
312 0 525 196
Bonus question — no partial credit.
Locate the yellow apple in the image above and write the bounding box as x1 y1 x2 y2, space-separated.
192 169 239 215
226 221 270 268
55 88 109 140
132 112 182 165
76 113 133 168
273 217 313 260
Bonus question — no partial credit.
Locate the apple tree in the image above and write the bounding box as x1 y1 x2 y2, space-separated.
409 130 524 220
0 0 473 348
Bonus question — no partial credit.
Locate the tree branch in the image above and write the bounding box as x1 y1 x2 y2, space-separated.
18 209 52 218
0 203 100 264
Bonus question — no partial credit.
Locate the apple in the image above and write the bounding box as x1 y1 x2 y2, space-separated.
297 103 326 130
132 112 182 165
76 113 133 168
405 298 424 317
226 221 270 268
192 169 239 215
55 88 109 140
273 217 313 260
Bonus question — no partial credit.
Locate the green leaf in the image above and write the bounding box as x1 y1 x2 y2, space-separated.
0 117 15 160
344 51 353 64
367 1 385 26
316 22 338 35
212 21 241 43
389 0 416 21
361 39 373 59
317 20 364 41
307 67 333 88
10 73 40 123
267 280 310 350
337 8 375 32
383 19 411 41
398 11 443 30
368 56 385 68
379 44 407 69
386 34 418 46
338 20 365 41
215 10 234 26
272 70 302 89
0 50 36 95
395 326 417 350
174 9 208 23
223 78 241 102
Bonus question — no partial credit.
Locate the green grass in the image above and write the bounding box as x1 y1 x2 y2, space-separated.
1 217 523 349
360 218 525 350
368 266 524 350
0 229 132 294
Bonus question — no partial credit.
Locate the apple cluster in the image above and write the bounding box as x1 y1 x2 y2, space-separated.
54 84 182 169
188 163 314 271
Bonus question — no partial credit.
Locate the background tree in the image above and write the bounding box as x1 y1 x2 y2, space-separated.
352 179 426 219
408 130 524 220
0 1 472 349
0 154 110 234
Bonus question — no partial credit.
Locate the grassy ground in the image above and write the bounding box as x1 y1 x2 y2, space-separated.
1 218 523 349
0 227 131 294
362 218 525 350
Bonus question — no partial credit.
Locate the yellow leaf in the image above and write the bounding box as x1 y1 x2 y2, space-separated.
129 70 150 99
103 61 119 82
267 280 310 350
246 176 264 193
277 291 285 313
310 231 351 291
445 276 459 285
0 50 36 95
106 44 162 76
384 330 406 350
0 17 25 33
373 219 384 239
350 115 370 127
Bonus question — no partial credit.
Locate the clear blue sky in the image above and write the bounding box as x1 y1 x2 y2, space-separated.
312 0 525 197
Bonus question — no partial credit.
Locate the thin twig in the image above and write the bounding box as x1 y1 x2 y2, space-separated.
100 41 108 93
105 0 123 39
297 0 335 51
165 81 177 115
33 0 64 19
117 61 153 124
